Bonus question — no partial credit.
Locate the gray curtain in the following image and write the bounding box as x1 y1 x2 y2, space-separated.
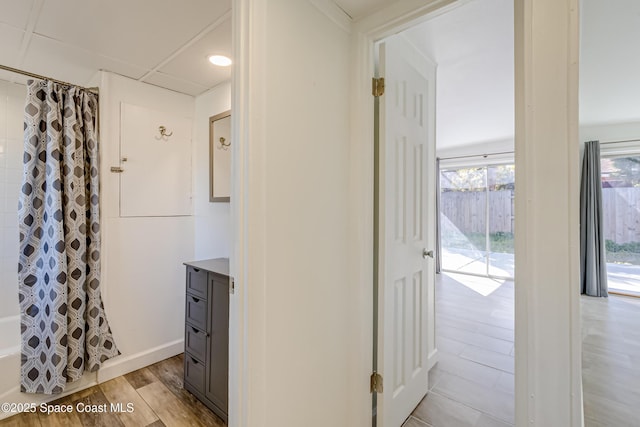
435 158 442 273
580 140 608 297
18 80 119 394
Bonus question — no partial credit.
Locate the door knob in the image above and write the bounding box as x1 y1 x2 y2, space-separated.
423 249 434 259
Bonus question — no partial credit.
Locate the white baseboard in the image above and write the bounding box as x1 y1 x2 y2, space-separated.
427 348 439 371
97 339 184 383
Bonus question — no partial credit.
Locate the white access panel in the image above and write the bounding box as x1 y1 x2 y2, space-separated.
119 103 192 217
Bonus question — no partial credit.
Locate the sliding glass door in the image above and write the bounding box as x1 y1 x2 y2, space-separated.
440 167 487 275
601 155 640 295
487 165 515 277
440 163 515 279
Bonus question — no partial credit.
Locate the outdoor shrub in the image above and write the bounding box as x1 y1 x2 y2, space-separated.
606 239 640 253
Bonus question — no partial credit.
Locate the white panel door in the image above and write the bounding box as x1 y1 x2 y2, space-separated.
377 35 437 427
120 103 193 217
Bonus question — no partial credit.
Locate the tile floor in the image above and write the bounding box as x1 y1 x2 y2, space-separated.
404 272 515 427
581 291 640 426
405 272 640 427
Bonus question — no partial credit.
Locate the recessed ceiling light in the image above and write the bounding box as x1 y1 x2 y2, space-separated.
208 55 232 67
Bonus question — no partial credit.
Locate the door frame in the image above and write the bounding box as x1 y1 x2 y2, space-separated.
348 0 583 426
349 4 476 426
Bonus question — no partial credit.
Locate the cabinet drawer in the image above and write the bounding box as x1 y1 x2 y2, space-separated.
186 295 207 331
185 325 207 362
184 353 206 393
186 267 208 299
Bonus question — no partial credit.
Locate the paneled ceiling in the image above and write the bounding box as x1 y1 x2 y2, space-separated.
0 0 386 96
0 0 634 137
0 0 232 96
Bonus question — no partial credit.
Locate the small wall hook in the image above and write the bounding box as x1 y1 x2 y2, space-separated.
218 136 231 150
158 125 173 138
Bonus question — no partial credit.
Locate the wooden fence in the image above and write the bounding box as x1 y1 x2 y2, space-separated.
440 190 514 234
441 187 640 243
602 187 640 244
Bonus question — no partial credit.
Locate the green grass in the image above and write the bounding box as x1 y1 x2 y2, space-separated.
605 239 640 265
445 232 514 254
445 235 640 264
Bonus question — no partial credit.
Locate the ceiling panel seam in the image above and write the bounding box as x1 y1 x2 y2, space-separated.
21 32 153 84
16 0 45 68
151 71 209 90
138 8 232 83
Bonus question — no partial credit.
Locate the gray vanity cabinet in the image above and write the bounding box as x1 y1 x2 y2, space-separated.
183 258 230 423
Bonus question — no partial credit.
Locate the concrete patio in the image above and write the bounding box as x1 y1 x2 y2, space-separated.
442 248 639 295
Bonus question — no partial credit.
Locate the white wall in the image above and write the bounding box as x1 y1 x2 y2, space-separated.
194 83 231 259
402 0 514 151
97 72 195 381
0 80 24 322
233 0 351 425
580 121 640 146
436 136 514 164
580 0 640 125
514 0 583 425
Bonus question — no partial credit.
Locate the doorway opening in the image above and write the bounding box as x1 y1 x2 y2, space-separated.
372 0 515 426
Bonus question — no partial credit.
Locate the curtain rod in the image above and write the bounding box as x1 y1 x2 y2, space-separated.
437 150 514 161
600 139 640 145
0 64 99 94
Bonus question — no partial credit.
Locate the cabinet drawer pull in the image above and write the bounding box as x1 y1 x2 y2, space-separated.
191 357 199 364
191 297 200 303
190 326 208 337
193 268 200 272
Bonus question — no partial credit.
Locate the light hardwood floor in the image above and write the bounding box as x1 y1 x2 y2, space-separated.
0 354 225 427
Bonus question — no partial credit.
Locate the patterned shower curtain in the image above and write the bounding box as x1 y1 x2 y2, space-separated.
18 80 119 394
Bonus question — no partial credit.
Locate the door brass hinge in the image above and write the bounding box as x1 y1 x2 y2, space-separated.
372 77 385 97
370 372 383 393
230 278 235 295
